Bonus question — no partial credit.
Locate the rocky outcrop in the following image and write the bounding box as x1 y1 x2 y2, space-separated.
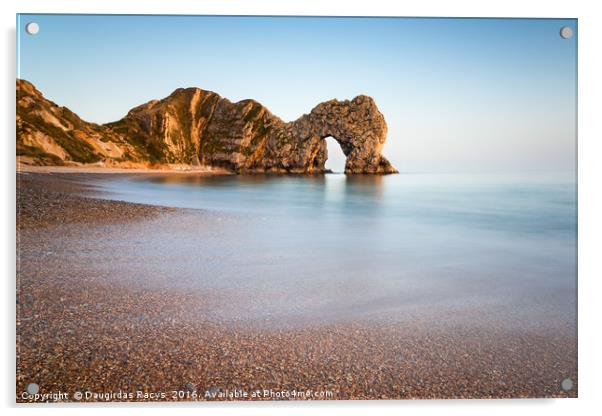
268 96 396 174
17 80 135 165
17 79 398 174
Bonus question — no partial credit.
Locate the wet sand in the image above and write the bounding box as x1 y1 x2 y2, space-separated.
16 173 577 401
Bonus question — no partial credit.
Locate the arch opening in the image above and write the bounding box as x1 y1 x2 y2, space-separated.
324 136 346 173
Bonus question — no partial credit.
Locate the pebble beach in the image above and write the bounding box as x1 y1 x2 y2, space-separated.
16 172 577 402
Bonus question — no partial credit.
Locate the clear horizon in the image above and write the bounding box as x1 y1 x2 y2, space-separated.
17 15 577 173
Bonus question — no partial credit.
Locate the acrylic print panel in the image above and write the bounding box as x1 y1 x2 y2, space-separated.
16 15 577 402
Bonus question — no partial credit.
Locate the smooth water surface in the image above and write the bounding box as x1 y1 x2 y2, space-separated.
93 172 577 328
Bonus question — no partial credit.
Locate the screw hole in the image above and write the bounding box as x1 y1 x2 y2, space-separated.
26 383 39 395
561 378 573 391
560 26 573 39
25 22 39 35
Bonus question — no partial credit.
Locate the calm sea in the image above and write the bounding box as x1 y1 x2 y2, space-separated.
93 172 577 328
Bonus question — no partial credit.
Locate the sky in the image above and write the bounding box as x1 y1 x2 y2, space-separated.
17 15 576 173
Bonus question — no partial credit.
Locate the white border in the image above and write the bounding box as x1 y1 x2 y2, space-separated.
2 1 601 415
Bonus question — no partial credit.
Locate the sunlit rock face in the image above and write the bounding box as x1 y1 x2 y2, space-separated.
270 95 398 174
17 79 398 174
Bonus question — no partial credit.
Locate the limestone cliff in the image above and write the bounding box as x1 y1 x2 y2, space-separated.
17 80 134 165
17 79 398 174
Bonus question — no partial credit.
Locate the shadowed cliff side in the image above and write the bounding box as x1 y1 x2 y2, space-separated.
17 79 398 174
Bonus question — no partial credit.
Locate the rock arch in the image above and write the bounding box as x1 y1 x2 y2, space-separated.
302 95 397 174
256 95 398 174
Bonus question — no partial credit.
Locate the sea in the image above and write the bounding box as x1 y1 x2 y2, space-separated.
92 171 577 329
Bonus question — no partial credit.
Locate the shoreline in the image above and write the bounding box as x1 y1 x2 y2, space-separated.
16 173 577 401
17 172 185 229
17 162 233 175
16 163 339 176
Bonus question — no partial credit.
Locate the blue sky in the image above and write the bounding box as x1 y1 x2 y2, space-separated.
17 15 576 173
